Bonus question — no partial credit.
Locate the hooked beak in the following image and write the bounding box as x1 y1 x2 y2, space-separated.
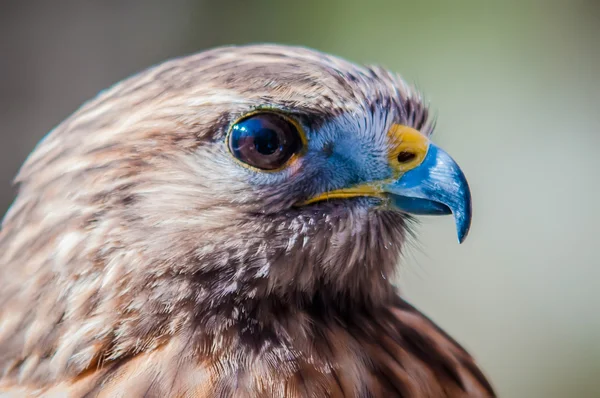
300 125 472 243
383 137 472 243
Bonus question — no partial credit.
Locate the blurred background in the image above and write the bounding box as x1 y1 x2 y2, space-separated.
1 1 598 396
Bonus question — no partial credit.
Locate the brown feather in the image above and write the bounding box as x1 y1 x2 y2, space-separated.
1 298 494 397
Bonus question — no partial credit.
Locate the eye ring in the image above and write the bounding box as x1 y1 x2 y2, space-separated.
226 110 307 172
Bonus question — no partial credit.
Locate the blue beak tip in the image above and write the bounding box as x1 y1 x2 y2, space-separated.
456 215 471 244
455 183 472 244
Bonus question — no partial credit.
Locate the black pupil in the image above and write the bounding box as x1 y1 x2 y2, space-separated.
254 128 279 155
229 113 301 170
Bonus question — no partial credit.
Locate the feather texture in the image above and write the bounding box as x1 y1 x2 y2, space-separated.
0 44 493 396
1 296 493 397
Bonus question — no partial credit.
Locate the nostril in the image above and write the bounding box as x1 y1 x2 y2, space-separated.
397 151 416 163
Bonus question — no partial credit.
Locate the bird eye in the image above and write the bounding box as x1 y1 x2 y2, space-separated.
228 112 304 170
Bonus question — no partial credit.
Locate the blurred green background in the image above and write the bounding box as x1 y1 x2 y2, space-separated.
1 1 598 396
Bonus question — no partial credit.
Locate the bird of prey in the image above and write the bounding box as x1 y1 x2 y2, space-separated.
0 45 494 397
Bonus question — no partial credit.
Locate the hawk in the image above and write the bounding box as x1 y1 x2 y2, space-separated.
0 45 494 397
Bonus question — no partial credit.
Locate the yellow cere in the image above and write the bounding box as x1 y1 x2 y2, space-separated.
386 124 429 175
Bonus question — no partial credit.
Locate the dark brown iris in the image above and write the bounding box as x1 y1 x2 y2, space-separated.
229 113 303 170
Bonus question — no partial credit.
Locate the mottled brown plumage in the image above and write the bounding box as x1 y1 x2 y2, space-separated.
0 45 494 397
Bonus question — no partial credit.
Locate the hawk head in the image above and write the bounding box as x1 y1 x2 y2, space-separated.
0 45 471 385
